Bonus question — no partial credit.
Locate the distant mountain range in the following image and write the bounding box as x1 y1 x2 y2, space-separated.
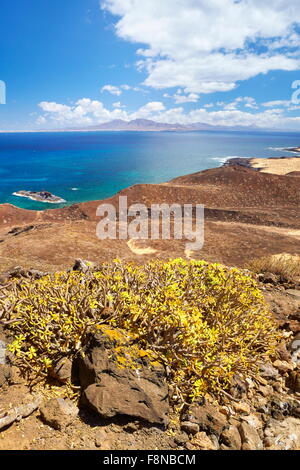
63 118 263 133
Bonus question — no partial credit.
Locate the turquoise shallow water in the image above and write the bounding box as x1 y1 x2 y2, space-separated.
0 130 299 210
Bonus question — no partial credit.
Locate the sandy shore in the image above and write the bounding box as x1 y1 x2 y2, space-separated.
250 157 300 175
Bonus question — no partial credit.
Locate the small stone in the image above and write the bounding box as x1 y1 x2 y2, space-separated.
259 272 278 284
230 376 248 398
219 406 230 418
264 437 273 448
73 259 95 273
180 421 200 435
286 371 300 393
245 378 255 388
255 376 268 386
190 432 218 450
94 429 107 448
0 364 10 387
185 442 196 450
257 384 273 397
241 414 262 430
254 396 268 413
186 403 227 437
51 358 73 384
94 438 101 448
40 398 78 431
273 360 294 373
0 340 6 365
273 382 283 393
123 422 139 433
264 428 273 438
292 407 300 419
233 402 250 415
221 425 242 450
174 433 189 446
271 410 285 421
259 363 279 380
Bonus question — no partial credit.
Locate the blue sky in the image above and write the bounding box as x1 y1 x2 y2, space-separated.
1 0 300 131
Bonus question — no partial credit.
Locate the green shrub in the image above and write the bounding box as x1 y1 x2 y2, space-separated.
2 258 279 402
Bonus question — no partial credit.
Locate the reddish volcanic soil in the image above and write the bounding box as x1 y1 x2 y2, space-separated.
0 165 299 272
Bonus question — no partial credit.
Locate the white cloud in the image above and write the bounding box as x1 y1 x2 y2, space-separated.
101 0 300 94
164 89 200 103
223 96 258 110
262 100 292 107
39 102 71 113
120 84 144 92
101 84 122 96
38 98 127 125
130 101 165 119
37 97 300 130
112 101 125 108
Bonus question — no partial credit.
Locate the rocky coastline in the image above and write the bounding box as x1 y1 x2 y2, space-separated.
285 147 300 153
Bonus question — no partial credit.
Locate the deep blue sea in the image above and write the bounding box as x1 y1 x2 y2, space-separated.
0 130 299 210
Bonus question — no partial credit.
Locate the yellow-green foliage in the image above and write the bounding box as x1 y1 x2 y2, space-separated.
2 259 279 402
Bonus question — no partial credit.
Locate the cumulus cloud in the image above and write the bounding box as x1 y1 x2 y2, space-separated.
37 97 300 130
101 0 300 94
112 101 126 108
223 96 258 110
101 84 122 95
164 90 200 104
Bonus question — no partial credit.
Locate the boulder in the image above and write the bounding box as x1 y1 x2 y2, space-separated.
78 327 169 425
40 398 78 431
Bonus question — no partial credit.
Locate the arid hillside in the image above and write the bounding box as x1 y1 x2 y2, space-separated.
0 163 299 272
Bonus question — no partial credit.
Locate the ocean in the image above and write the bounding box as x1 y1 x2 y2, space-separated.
0 130 299 210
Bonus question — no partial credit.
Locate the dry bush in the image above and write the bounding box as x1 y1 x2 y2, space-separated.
1 259 279 403
247 254 300 280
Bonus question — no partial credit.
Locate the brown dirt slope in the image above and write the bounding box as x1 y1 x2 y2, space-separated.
0 165 299 272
